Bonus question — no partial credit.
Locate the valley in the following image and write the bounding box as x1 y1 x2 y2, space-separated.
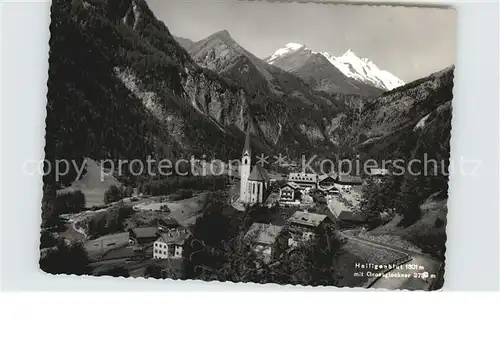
39 0 452 290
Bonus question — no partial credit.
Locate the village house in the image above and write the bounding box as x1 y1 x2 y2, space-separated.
367 168 390 183
337 210 366 229
287 211 331 247
153 228 191 259
279 181 301 202
317 174 339 195
128 227 158 246
336 174 363 190
244 223 284 263
367 167 390 176
287 172 318 190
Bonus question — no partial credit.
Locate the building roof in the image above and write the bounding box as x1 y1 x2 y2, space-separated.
129 227 158 239
318 173 338 183
368 168 390 176
157 217 180 228
245 223 283 245
288 173 318 183
337 174 363 185
248 164 269 182
317 185 338 192
289 211 327 228
337 211 366 222
281 181 300 190
156 228 192 246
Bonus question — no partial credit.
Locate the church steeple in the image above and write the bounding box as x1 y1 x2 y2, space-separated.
242 118 252 158
240 116 252 204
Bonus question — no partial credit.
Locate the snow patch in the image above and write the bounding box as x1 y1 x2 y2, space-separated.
414 114 430 130
267 43 305 64
322 49 405 91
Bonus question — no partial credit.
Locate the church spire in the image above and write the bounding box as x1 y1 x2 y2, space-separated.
242 117 252 157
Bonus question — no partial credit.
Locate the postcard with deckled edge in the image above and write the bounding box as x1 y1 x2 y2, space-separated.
40 0 455 290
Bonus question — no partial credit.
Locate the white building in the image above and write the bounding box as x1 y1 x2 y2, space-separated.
239 121 270 204
153 228 191 259
288 173 318 190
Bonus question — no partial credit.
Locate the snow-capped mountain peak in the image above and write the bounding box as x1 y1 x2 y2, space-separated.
266 43 405 91
267 43 306 64
322 49 404 91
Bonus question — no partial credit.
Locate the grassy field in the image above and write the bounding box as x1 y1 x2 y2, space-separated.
57 221 86 243
57 158 122 208
164 193 210 227
84 232 130 260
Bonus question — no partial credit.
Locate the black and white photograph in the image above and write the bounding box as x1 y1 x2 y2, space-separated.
39 0 456 290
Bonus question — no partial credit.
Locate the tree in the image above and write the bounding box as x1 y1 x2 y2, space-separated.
41 184 60 228
360 177 400 228
268 224 345 286
360 178 384 225
40 240 91 275
306 225 345 286
144 263 165 279
268 179 286 194
218 234 261 283
396 175 423 226
182 201 232 280
40 230 58 249
124 185 134 198
57 190 86 214
87 203 134 238
104 185 123 204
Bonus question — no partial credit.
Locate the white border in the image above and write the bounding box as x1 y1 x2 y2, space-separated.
1 0 499 291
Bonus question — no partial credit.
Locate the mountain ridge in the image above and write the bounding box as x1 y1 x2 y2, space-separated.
45 0 349 176
264 43 382 97
266 42 404 93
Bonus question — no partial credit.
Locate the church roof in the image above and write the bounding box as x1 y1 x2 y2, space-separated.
248 164 269 182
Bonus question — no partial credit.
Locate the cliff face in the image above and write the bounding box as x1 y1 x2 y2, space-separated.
329 66 454 155
356 66 454 141
49 0 342 164
181 69 247 130
187 28 349 153
47 0 275 167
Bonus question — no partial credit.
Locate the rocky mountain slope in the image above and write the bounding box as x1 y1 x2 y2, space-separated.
266 43 383 97
46 0 347 174
187 30 349 155
355 66 454 147
334 65 454 199
174 36 195 51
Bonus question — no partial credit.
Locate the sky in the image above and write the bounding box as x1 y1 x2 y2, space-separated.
147 0 456 82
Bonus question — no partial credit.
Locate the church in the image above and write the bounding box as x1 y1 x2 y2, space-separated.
239 122 270 204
